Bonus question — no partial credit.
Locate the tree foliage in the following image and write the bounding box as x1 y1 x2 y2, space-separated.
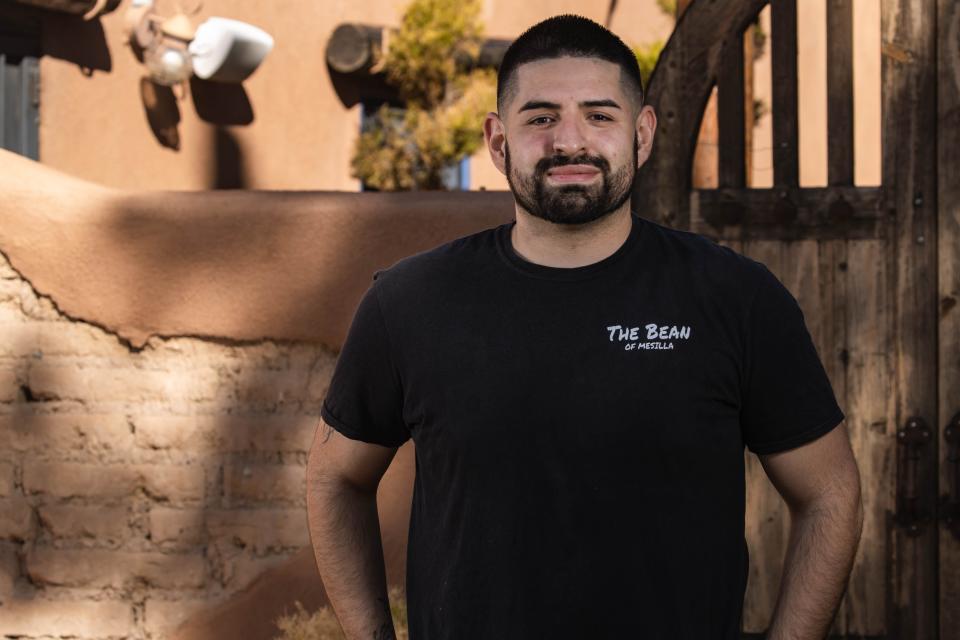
350 0 495 191
632 40 664 90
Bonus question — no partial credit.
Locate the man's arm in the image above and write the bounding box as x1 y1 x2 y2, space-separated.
306 418 399 640
759 421 864 640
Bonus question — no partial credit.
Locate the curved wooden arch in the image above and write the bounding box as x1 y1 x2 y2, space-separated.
632 0 768 229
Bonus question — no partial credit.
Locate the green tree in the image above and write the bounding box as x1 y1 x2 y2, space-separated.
351 0 495 191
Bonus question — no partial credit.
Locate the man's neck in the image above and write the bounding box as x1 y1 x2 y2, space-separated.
510 205 633 268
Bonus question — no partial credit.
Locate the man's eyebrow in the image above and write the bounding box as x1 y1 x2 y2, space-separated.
581 99 622 109
517 99 623 113
518 100 561 113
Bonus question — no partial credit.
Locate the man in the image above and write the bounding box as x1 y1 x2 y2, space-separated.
307 14 863 640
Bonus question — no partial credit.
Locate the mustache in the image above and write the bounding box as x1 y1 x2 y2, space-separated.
534 153 611 176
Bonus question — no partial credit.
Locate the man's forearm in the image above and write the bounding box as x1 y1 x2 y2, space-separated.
765 491 864 640
306 471 397 640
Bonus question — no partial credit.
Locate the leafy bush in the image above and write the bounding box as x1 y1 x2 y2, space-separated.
350 0 494 191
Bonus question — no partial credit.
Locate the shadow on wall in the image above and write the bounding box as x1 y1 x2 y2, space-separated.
190 77 254 127
41 11 112 73
140 77 255 152
0 213 413 640
0 147 514 639
210 126 247 189
141 78 182 151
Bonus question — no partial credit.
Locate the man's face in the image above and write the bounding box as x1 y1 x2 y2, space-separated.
494 57 641 225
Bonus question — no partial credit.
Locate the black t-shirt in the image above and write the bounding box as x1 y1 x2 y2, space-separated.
321 212 845 640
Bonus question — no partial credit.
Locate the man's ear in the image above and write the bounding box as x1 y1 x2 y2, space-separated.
483 112 507 176
635 105 658 169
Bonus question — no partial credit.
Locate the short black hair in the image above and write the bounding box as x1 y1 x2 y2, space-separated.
497 14 644 112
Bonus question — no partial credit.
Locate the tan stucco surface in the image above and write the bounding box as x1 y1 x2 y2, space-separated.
0 149 514 348
37 0 674 192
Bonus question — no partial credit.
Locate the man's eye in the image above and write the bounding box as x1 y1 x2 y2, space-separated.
529 116 554 125
589 113 613 121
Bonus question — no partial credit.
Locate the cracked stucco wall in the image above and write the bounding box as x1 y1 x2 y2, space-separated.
0 249 339 639
0 150 509 639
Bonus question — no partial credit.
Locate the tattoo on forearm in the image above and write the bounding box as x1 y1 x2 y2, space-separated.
372 621 396 640
372 596 396 640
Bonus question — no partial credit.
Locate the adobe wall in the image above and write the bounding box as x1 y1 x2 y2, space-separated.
35 0 673 192
0 263 342 638
0 150 513 639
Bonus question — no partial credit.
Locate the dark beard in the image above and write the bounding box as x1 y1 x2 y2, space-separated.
504 135 637 225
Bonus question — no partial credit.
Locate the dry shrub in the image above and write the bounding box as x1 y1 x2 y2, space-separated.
273 586 408 640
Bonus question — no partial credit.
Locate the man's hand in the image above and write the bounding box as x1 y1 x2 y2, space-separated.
759 421 864 640
306 418 400 640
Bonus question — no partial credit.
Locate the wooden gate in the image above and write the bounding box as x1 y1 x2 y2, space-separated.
633 1 958 638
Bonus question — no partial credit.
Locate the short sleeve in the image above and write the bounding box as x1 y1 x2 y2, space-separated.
740 264 845 455
320 276 410 448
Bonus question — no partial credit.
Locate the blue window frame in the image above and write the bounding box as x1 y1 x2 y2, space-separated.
0 8 40 160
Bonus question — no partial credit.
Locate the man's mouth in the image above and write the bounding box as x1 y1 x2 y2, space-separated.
545 164 602 183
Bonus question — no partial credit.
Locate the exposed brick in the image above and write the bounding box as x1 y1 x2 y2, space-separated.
223 551 292 591
0 598 134 636
27 548 206 589
0 369 18 402
0 499 34 540
236 368 316 406
0 461 14 497
3 413 133 454
225 463 305 505
141 464 206 502
38 505 129 543
150 508 204 546
26 364 227 403
23 461 137 500
144 597 212 638
23 461 204 503
135 414 319 453
0 542 18 599
207 508 308 554
3 319 128 358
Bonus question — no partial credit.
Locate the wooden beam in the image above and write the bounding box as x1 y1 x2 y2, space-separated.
771 0 799 187
325 23 510 75
937 0 960 634
827 0 854 185
689 186 886 240
718 31 746 188
881 0 939 636
632 0 770 229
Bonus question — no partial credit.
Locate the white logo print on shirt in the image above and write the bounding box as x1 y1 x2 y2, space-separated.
606 324 692 351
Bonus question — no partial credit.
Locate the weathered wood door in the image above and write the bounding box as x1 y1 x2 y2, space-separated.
634 1 957 637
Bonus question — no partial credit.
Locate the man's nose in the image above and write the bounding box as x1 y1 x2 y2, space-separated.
551 117 587 156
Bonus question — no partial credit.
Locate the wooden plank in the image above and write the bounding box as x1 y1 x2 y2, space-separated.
741 239 788 634
781 239 846 631
835 239 894 636
881 0 940 637
693 88 719 188
689 187 886 241
827 0 855 185
631 0 770 230
771 0 799 187
718 31 746 188
938 0 960 637
818 237 851 636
